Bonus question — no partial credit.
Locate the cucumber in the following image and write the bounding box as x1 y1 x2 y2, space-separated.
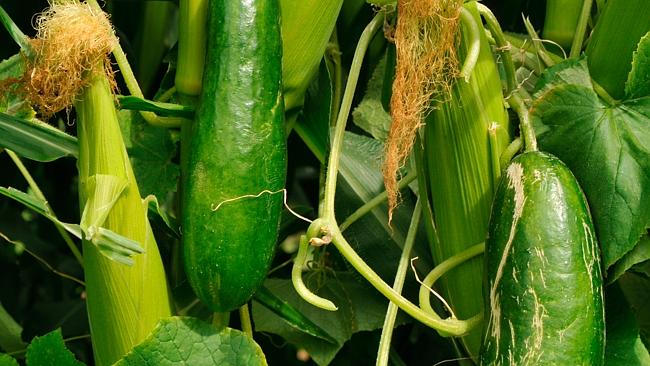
479 151 604 365
182 0 286 312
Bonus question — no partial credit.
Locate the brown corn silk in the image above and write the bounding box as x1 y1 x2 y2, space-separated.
23 1 115 117
384 0 463 221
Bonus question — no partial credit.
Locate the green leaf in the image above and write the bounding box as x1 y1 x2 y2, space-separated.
118 110 179 201
25 329 84 366
626 32 650 100
609 235 650 283
114 317 266 366
0 354 19 366
532 58 650 269
0 112 78 162
619 271 650 349
0 302 24 354
352 53 392 141
0 6 30 53
143 195 180 239
252 286 336 344
253 274 408 366
605 283 650 365
117 96 194 119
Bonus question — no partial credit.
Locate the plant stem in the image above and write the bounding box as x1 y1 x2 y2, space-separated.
500 137 523 169
176 0 208 97
508 92 538 152
419 243 485 318
239 303 253 337
339 171 416 232
212 312 230 331
570 0 594 58
6 150 83 266
376 200 421 366
316 10 480 335
326 29 343 127
324 12 384 216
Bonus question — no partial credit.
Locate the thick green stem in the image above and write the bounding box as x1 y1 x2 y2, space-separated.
176 0 208 97
570 0 594 58
508 92 537 152
6 150 83 266
239 304 253 337
324 12 384 215
376 200 422 366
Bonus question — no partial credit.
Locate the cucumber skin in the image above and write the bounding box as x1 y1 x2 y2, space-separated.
479 152 604 365
182 0 286 312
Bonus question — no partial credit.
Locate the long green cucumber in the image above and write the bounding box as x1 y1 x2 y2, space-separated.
182 0 286 312
480 151 604 365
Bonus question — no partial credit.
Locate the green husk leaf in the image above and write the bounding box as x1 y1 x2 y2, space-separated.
25 329 84 366
116 96 194 119
532 55 650 269
0 302 24 354
280 0 343 111
80 175 128 231
114 317 266 366
143 195 180 239
0 112 78 162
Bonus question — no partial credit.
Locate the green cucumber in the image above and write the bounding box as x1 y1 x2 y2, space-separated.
182 0 286 312
479 151 604 365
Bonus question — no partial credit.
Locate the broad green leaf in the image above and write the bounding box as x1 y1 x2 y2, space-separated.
280 0 343 111
0 302 24 354
115 317 266 366
118 110 179 201
609 235 650 283
532 57 650 268
352 53 392 141
253 286 336 344
0 113 78 162
0 354 18 366
605 283 650 365
117 96 194 119
253 274 408 366
25 329 84 366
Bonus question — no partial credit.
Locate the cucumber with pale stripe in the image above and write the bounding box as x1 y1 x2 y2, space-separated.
479 151 604 365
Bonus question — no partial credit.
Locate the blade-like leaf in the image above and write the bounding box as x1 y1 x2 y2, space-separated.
115 317 267 366
116 96 194 119
80 174 128 231
0 113 78 161
0 302 24 354
0 5 30 52
253 286 336 344
532 55 650 269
